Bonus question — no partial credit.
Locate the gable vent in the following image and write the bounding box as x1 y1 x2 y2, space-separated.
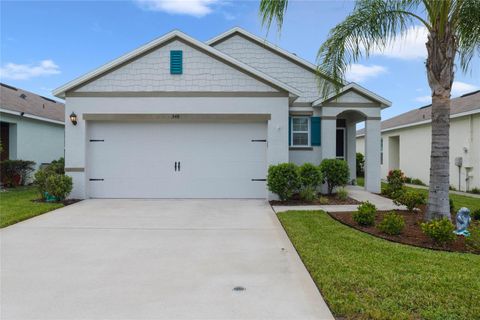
170 50 183 75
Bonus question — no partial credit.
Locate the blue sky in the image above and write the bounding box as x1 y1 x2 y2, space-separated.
1 0 479 121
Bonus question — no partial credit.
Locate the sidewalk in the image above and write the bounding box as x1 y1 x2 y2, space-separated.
404 182 480 199
273 186 405 213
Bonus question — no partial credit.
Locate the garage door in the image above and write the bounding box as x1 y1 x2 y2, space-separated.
87 121 267 198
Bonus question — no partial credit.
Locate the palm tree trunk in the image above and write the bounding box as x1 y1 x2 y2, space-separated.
425 27 456 221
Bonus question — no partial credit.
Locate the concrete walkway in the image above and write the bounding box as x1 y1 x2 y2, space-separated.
273 186 405 213
404 182 480 199
1 199 333 320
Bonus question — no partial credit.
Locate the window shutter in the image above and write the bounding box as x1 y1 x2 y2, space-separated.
170 50 183 74
288 116 292 146
311 116 321 146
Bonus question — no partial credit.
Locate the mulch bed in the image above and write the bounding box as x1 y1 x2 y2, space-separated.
32 199 82 206
270 194 360 206
329 207 477 254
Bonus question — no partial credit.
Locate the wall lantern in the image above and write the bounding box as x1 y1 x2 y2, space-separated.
69 112 78 126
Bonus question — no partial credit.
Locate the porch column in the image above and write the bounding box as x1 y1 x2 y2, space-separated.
346 120 357 183
321 117 336 159
364 117 381 193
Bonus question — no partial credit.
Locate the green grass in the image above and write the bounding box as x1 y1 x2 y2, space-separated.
278 210 480 320
0 186 63 228
356 177 480 212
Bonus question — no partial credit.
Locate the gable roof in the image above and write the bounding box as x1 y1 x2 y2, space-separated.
53 30 301 99
356 90 480 136
207 27 341 82
312 83 391 108
1 83 64 123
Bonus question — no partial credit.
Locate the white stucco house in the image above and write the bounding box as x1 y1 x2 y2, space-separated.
1 83 65 170
53 27 390 199
357 90 480 192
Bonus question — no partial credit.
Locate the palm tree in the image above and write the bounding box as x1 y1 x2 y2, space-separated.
260 0 480 220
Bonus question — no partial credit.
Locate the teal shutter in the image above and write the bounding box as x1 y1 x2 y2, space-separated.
288 116 292 146
311 116 321 146
170 50 183 74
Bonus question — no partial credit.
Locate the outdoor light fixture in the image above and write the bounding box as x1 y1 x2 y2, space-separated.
70 112 78 126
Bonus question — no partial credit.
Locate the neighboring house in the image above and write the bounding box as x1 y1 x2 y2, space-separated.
357 90 480 192
53 27 390 199
0 83 65 170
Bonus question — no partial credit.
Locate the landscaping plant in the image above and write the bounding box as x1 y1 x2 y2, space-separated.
465 221 480 253
317 196 329 205
267 163 300 201
393 190 426 212
45 174 73 201
470 187 480 195
421 218 456 246
353 201 376 226
260 0 480 221
0 160 36 187
384 169 406 199
299 186 317 202
377 212 405 235
319 159 349 195
298 163 322 190
472 209 480 221
336 187 348 201
356 152 364 177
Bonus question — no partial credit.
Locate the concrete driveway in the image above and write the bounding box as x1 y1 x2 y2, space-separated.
1 199 333 320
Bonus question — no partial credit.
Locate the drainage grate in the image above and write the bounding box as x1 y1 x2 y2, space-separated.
233 286 246 292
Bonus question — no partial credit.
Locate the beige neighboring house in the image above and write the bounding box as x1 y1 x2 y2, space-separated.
357 90 480 192
0 83 65 170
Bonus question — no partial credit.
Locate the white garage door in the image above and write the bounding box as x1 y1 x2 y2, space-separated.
87 121 267 198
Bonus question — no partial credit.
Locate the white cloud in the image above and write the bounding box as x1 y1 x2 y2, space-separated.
371 25 428 60
451 81 479 97
134 0 220 17
0 60 60 80
345 64 387 82
415 95 431 104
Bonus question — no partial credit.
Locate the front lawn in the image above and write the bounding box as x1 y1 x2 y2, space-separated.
278 210 480 320
0 186 64 228
356 177 480 212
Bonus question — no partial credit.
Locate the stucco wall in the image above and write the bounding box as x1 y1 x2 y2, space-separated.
64 96 289 199
212 34 321 103
76 39 277 93
356 113 480 190
0 112 64 171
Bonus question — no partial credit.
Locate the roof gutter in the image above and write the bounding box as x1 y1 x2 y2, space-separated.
0 107 65 125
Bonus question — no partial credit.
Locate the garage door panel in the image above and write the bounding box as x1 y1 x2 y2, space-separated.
87 121 267 198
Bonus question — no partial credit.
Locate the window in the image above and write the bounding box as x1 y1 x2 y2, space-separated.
291 117 310 147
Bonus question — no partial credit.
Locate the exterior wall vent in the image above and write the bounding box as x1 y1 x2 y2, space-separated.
170 50 183 75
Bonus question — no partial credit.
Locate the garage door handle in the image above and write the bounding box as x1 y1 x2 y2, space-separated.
174 162 177 171
178 161 181 171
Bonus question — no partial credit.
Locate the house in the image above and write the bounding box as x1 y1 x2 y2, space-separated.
53 27 390 199
0 83 65 170
357 90 480 192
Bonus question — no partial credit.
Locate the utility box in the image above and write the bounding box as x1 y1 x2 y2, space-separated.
455 157 463 167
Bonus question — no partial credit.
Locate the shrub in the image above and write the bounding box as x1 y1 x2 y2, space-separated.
449 185 457 191
267 163 300 201
449 197 455 213
404 177 412 184
384 169 405 198
411 178 426 186
469 187 480 195
298 163 322 189
319 159 350 195
45 174 73 201
47 157 65 174
466 221 480 252
299 186 317 202
471 209 480 221
336 187 348 201
393 190 426 212
356 152 364 177
0 160 36 187
377 212 405 235
421 218 456 246
34 169 50 200
353 201 376 226
317 196 329 205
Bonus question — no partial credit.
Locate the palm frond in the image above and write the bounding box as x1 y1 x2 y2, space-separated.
455 0 480 72
316 0 427 98
259 0 288 33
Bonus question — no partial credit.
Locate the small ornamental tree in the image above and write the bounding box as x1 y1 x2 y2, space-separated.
298 163 323 189
319 159 350 194
267 163 300 201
